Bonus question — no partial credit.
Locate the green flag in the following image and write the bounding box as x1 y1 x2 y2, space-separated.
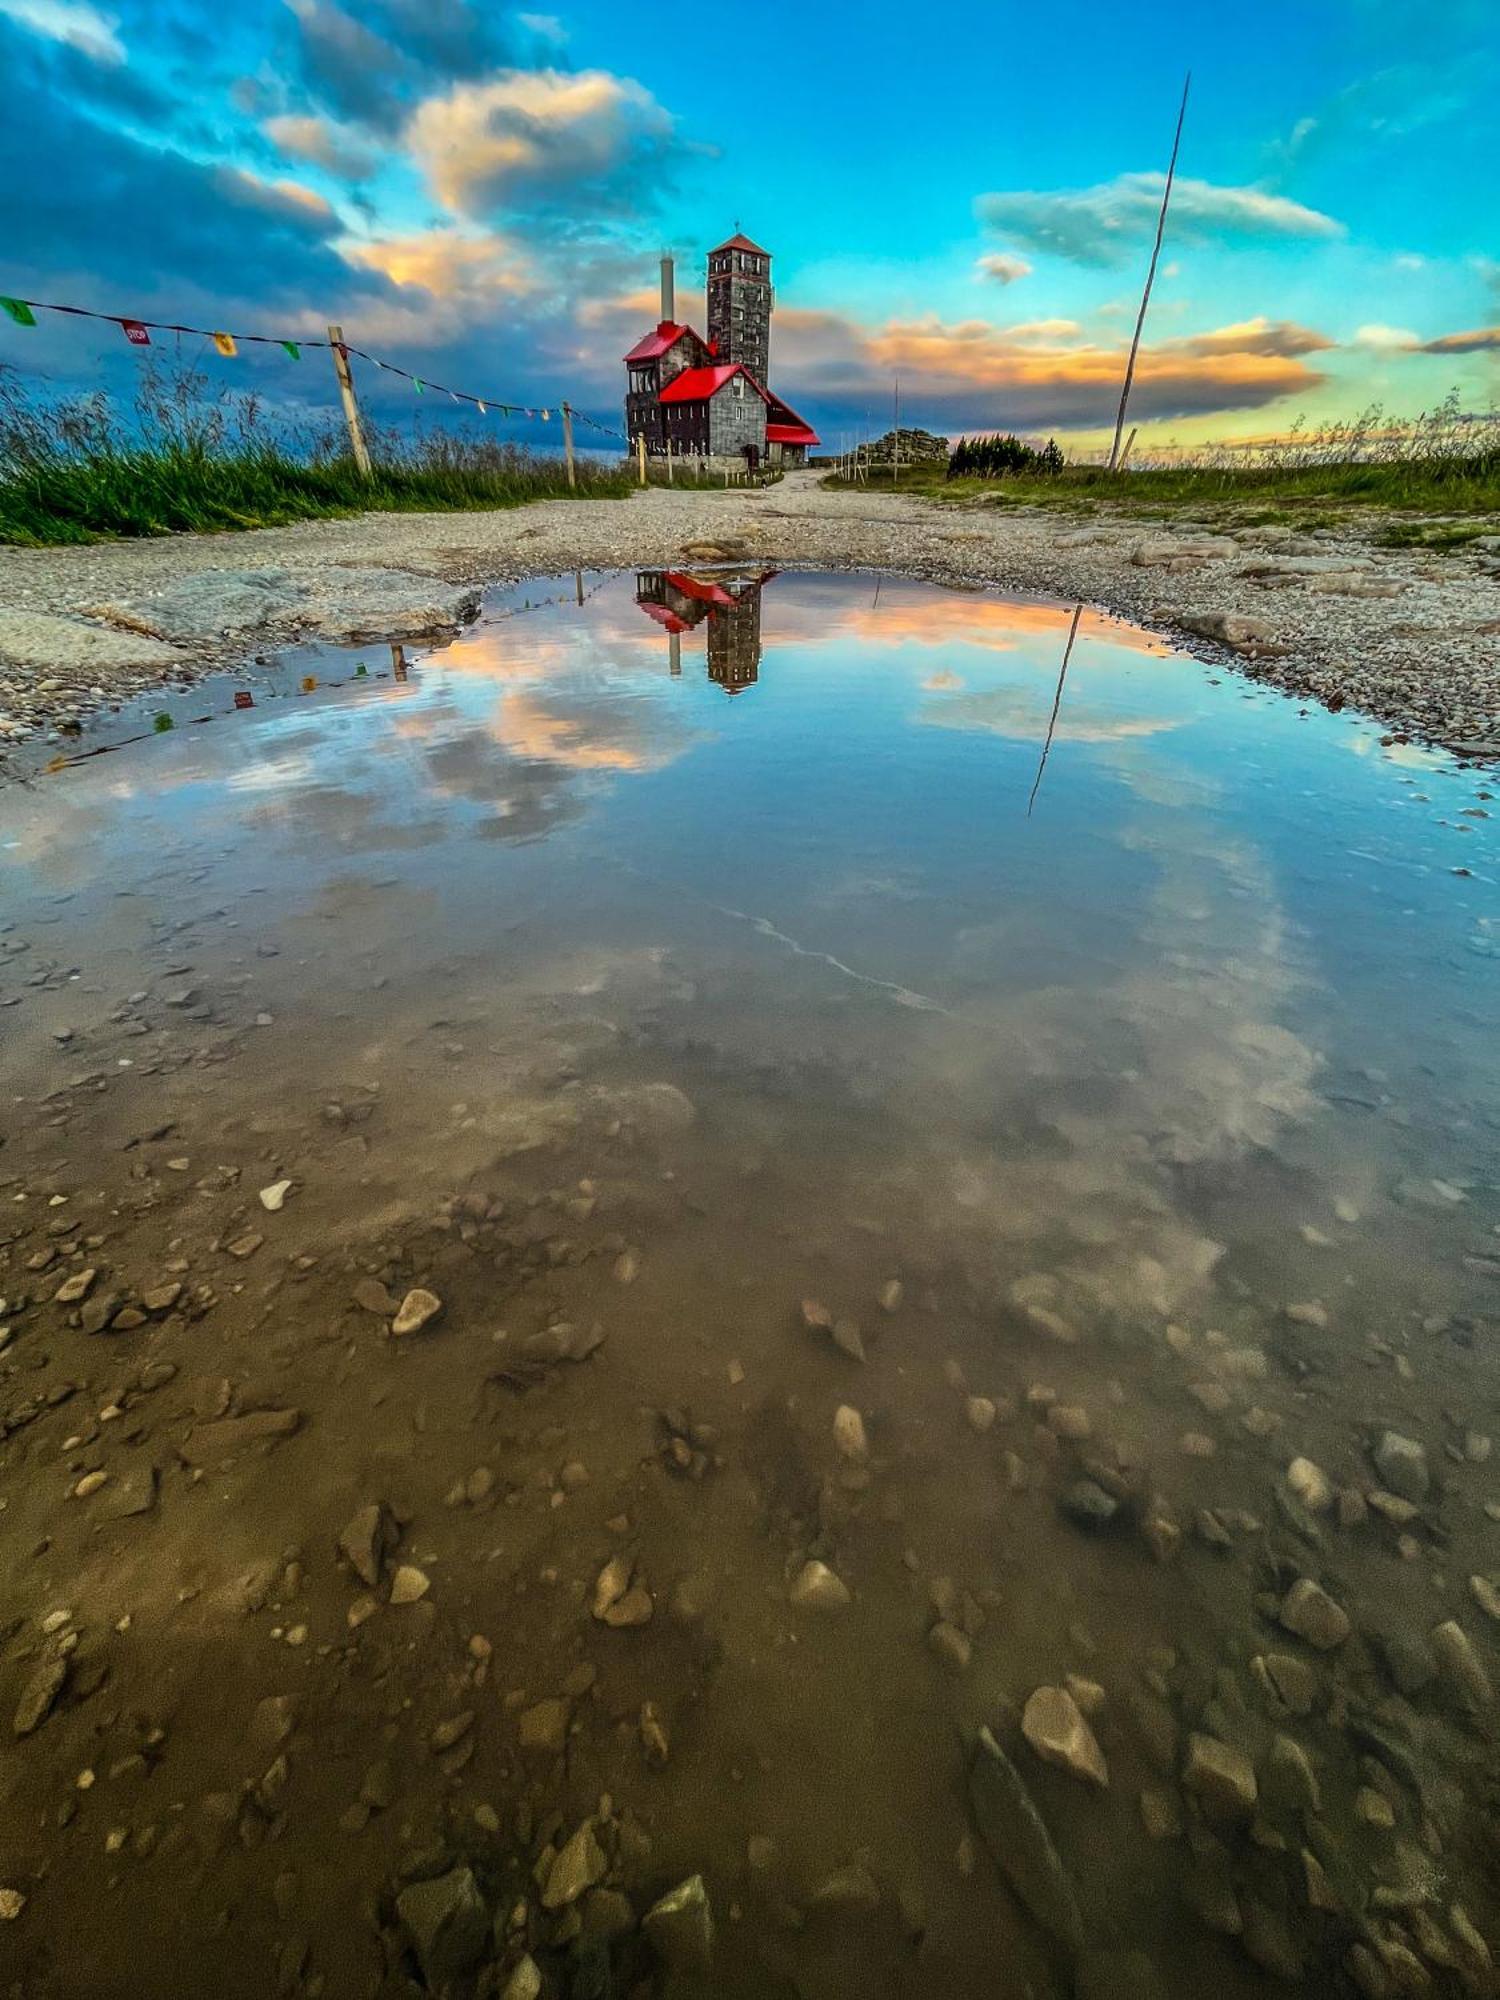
413 378 425 393
281 341 300 360
1 297 36 327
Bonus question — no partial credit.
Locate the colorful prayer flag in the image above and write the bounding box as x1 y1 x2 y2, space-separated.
281 341 301 360
413 378 424 393
1 297 36 327
212 331 237 357
477 401 487 415
541 407 551 421
120 319 151 345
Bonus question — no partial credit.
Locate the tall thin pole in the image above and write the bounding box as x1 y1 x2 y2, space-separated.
327 323 372 478
892 377 900 485
560 401 577 489
1028 603 1084 816
1108 72 1190 472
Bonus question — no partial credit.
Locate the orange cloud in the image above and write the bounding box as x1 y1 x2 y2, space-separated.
343 226 535 301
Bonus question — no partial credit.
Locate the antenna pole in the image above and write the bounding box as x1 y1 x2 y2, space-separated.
1108 72 1190 472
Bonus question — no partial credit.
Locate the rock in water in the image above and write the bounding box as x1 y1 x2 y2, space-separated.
833 1405 869 1464
1022 1687 1108 1787
790 1560 851 1610
968 1726 1084 1958
643 1874 715 1972
13 1650 67 1737
338 1502 394 1588
1279 1578 1350 1650
395 1866 488 1988
543 1822 608 1910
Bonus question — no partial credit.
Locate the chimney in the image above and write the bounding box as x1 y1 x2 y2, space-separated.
659 252 675 325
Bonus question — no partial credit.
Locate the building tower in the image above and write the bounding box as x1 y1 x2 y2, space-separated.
707 232 772 385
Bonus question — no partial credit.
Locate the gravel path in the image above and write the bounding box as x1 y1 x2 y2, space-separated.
1 470 1497 756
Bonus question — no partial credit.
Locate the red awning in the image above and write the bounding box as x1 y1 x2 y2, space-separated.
658 364 770 406
766 423 818 446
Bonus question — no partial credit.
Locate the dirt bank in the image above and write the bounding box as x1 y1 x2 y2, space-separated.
1 470 1497 757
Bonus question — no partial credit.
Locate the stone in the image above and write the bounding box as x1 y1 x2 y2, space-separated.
338 1503 394 1587
258 1179 293 1212
518 1698 569 1753
1022 1686 1108 1787
966 1396 997 1433
643 1874 714 1972
809 1863 881 1914
352 1277 396 1316
1139 1787 1182 1840
1254 1653 1315 1717
1264 1735 1321 1814
1048 1405 1091 1441
102 1466 158 1518
928 1621 971 1673
1285 1458 1334 1513
1372 1431 1429 1503
0 1889 25 1921
1060 1479 1118 1530
968 1727 1085 1956
395 1866 489 1988
391 1288 442 1337
1432 1618 1493 1710
179 1408 301 1463
833 1405 869 1463
1374 1628 1436 1696
1279 1579 1350 1650
1471 1575 1500 1622
500 1957 543 2000
543 1822 608 1910
1240 1899 1302 1981
225 1233 263 1260
13 1650 67 1736
429 1711 474 1754
389 1565 430 1605
790 1560 851 1610
73 1470 108 1499
1182 1733 1257 1821
54 1267 97 1305
0 608 182 672
1354 1786 1395 1830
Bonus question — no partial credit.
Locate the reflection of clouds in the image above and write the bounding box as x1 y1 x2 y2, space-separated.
1345 733 1445 771
492 688 696 773
226 754 318 792
923 670 965 691
765 582 1171 658
923 685 1181 744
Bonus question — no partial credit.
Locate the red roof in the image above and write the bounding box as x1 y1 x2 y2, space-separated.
764 386 819 448
623 321 708 363
658 364 770 406
638 601 693 634
712 232 769 256
662 571 738 608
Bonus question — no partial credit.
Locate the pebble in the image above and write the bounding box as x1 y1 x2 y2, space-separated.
1022 1686 1108 1786
1285 1458 1335 1512
965 1396 997 1434
390 1288 442 1337
395 1866 489 1987
1060 1479 1119 1530
54 1267 97 1304
928 1621 971 1673
518 1698 569 1753
1279 1578 1351 1650
542 1821 608 1910
833 1405 869 1464
388 1565 430 1605
1472 1576 1500 1621
790 1560 851 1610
1372 1430 1430 1503
643 1874 714 1972
500 1957 543 2000
1432 1618 1493 1709
258 1179 293 1212
1182 1733 1258 1820
0 1888 24 1920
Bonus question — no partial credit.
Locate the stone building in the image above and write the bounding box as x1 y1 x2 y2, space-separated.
634 568 777 691
623 233 818 469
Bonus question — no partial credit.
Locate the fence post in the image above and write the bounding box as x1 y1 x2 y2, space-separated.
636 433 647 486
666 438 674 485
561 401 577 490
327 324 372 478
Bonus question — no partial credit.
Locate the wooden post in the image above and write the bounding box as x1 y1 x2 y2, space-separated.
560 401 577 490
327 324 372 478
1118 426 1139 472
892 377 900 486
666 438 674 485
636 433 647 486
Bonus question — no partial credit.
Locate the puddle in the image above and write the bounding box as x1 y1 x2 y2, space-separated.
1 569 1498 1999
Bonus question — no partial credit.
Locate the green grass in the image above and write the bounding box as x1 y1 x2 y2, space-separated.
0 360 632 546
824 398 1500 523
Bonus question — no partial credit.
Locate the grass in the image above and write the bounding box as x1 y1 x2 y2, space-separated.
824 397 1500 523
0 360 633 545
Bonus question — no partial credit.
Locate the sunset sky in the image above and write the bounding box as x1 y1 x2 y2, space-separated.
0 0 1495 453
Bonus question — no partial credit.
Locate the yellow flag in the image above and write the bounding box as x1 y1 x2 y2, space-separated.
212 332 237 357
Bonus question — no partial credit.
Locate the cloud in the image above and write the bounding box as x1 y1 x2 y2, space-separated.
976 173 1344 267
517 11 565 40
0 0 120 63
1418 325 1500 354
405 68 688 219
213 166 338 229
1352 322 1421 351
342 226 536 305
284 0 411 128
264 112 377 179
975 252 1031 286
1160 317 1334 359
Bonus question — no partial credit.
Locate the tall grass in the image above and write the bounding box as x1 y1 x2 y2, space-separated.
827 395 1500 516
0 359 632 545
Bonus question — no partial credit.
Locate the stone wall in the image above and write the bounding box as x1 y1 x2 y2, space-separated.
860 427 951 465
708 379 768 459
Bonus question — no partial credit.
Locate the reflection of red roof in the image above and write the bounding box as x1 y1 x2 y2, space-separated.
623 321 708 363
713 232 768 256
638 601 692 633
658 364 770 406
663 571 738 608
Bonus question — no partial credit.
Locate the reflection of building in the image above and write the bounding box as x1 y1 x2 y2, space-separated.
634 569 777 694
623 236 820 469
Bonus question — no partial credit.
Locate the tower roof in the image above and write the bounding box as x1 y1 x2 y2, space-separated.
712 232 769 256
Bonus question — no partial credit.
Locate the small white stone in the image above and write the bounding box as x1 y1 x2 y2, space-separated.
258 1179 293 1212
790 1560 851 1610
389 1565 430 1605
1022 1685 1108 1786
832 1405 869 1464
390 1289 442 1337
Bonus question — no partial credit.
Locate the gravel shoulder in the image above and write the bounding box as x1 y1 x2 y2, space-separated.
1 470 1497 757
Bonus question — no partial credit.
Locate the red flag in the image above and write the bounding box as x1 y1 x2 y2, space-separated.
120 319 151 346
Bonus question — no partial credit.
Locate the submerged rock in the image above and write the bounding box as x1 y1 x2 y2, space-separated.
968 1726 1084 1957
395 1865 488 1987
790 1560 851 1611
643 1874 714 1971
1022 1686 1108 1787
1372 1431 1429 1503
1279 1578 1350 1650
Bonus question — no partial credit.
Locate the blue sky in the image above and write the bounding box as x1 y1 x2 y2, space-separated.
0 0 1495 451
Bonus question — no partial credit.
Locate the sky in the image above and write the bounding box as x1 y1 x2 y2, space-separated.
0 0 1495 455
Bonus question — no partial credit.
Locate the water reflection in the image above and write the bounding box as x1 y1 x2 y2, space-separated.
635 566 778 694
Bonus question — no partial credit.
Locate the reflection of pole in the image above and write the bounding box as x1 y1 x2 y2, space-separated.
575 569 584 605
669 632 682 676
1028 603 1084 816
561 401 577 489
391 641 408 682
1109 73 1190 472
